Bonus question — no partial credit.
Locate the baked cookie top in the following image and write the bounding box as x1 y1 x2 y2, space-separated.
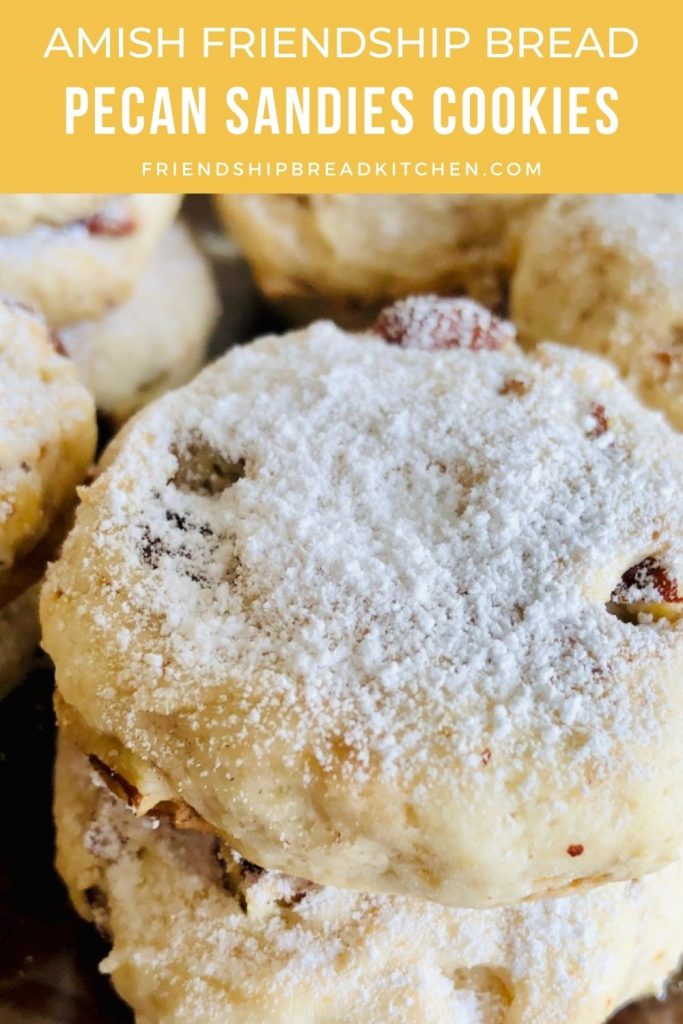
42 297 683 908
0 299 96 601
55 739 683 1024
512 195 683 429
0 194 108 236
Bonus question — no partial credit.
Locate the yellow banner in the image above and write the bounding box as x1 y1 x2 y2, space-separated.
0 0 679 192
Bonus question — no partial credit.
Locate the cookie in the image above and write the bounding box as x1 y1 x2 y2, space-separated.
0 299 96 603
0 194 181 327
216 194 546 325
511 195 683 429
0 194 108 236
55 738 683 1024
60 223 219 424
42 298 683 908
0 584 39 698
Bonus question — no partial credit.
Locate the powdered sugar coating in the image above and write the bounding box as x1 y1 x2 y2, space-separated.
55 740 683 1024
43 310 683 907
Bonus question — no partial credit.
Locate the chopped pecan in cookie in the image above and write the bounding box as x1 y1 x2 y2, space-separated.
374 296 516 351
83 210 136 237
612 557 681 605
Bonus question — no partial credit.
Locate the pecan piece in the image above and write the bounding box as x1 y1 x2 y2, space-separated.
585 403 609 440
609 556 683 624
612 556 681 605
83 210 136 237
374 296 515 352
49 329 67 356
499 378 529 397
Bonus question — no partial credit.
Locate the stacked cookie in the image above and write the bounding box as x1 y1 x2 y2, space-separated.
0 300 95 698
215 194 546 324
0 193 219 425
45 296 683 1023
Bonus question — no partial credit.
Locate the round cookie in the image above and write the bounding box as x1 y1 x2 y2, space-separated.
216 194 546 325
0 194 108 236
55 739 683 1024
42 298 683 909
1 299 96 602
60 223 219 425
511 195 683 429
0 585 39 699
0 194 181 327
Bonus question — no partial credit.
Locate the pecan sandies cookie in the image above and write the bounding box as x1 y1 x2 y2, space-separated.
216 194 545 324
43 297 683 907
512 195 683 429
60 223 219 425
0 194 181 326
0 299 95 695
55 737 683 1024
